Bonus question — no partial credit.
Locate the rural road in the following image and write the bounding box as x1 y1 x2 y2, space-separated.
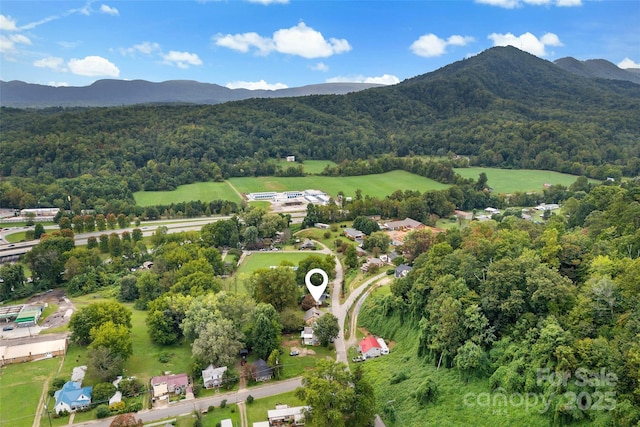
69 378 303 427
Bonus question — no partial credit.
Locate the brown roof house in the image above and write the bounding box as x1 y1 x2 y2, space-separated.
150 373 189 403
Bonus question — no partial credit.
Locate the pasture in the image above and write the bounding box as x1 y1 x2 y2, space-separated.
133 181 242 206
229 170 449 199
453 167 596 194
300 160 337 174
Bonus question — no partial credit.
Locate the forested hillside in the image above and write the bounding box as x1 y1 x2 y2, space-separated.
359 180 640 425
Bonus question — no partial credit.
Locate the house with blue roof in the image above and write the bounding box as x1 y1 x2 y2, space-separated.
53 381 92 414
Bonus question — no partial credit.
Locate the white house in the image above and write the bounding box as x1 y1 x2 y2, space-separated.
202 364 227 389
377 337 389 355
359 336 382 359
53 381 92 414
301 326 318 346
268 405 310 426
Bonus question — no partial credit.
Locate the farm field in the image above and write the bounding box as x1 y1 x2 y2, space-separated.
300 160 338 174
133 181 241 206
229 170 450 199
453 167 597 194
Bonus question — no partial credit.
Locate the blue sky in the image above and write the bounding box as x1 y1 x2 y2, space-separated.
1 0 638 89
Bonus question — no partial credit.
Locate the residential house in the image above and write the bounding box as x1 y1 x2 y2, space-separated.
359 336 382 359
454 210 473 221
304 308 322 325
150 373 189 401
299 239 316 250
395 264 413 278
485 207 500 215
252 359 274 382
314 223 330 229
360 257 384 273
286 156 295 162
384 218 424 231
202 364 227 389
53 381 92 414
343 228 365 240
267 404 310 426
301 327 318 346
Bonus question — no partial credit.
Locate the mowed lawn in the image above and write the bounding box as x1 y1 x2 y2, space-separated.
0 358 61 427
229 170 449 199
454 167 598 194
134 181 241 206
224 252 315 294
300 160 337 175
245 391 305 425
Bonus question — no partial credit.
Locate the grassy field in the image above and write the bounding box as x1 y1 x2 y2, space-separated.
453 167 597 194
133 181 242 206
358 312 549 427
225 252 314 294
229 170 450 199
300 160 338 175
0 358 61 427
245 391 305 425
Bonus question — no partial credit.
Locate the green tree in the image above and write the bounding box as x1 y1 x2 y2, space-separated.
109 233 122 257
314 313 339 347
352 216 380 235
0 263 26 300
296 360 374 427
362 231 390 254
89 321 133 360
92 382 117 405
344 245 359 269
34 223 45 239
87 346 124 383
250 304 282 360
191 317 244 367
119 275 138 302
69 301 132 345
267 349 283 380
25 235 75 289
249 266 299 311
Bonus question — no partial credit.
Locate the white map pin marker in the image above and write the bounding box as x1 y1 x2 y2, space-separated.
305 268 328 304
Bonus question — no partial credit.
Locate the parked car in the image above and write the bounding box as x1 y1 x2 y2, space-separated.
290 350 300 356
352 356 364 363
2 325 14 331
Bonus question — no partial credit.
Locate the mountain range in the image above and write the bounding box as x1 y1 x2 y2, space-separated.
1 51 638 108
0 80 382 108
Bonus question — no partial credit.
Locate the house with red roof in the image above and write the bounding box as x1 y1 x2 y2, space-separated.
150 373 189 403
359 336 386 359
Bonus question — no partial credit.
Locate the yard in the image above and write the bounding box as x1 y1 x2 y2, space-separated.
245 391 305 425
0 358 61 427
225 252 314 294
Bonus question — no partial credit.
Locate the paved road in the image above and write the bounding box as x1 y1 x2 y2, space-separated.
70 378 303 427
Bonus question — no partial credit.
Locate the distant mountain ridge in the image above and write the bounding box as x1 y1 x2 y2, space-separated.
0 79 383 108
554 57 640 84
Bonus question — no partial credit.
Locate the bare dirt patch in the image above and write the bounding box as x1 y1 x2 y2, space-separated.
26 288 75 330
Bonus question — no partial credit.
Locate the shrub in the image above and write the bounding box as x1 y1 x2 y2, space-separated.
158 352 171 363
414 377 439 405
126 402 142 413
52 378 67 389
96 405 111 418
208 405 215 413
246 395 254 404
109 401 126 412
390 371 408 384
192 383 202 397
220 399 227 409
323 231 331 239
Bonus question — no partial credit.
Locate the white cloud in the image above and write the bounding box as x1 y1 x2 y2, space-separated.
47 81 69 87
311 62 329 72
618 57 640 69
225 80 288 90
410 34 474 57
119 41 161 56
162 50 203 68
488 31 563 56
34 56 66 71
68 55 120 77
215 22 351 59
0 33 32 55
100 4 119 16
214 32 273 55
475 0 581 7
326 74 400 85
0 15 18 31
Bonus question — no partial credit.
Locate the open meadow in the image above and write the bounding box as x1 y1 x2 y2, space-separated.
224 252 313 294
229 170 449 199
133 181 241 206
453 167 597 194
300 160 338 174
